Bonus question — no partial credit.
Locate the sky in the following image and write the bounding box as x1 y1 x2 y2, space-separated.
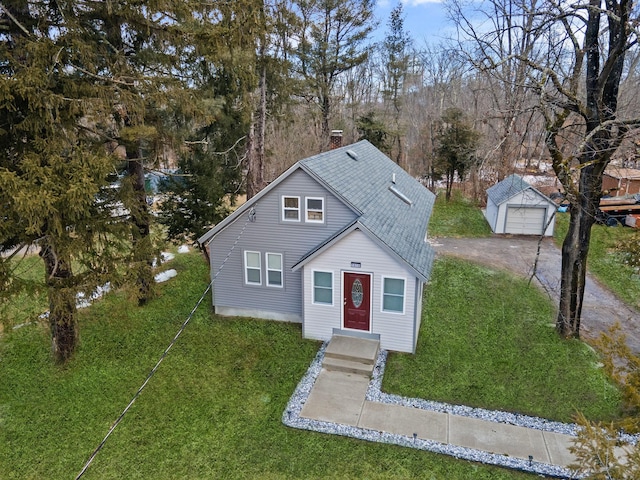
374 0 454 45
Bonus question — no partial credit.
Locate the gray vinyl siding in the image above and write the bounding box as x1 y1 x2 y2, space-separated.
484 197 499 231
208 168 358 321
302 229 417 353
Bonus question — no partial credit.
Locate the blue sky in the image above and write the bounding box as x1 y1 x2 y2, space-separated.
374 0 454 45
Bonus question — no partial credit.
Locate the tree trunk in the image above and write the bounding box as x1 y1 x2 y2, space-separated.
321 93 330 146
127 151 153 305
40 243 77 363
246 56 267 199
556 166 601 337
445 168 454 201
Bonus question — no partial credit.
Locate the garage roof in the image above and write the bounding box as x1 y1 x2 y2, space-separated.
487 174 553 206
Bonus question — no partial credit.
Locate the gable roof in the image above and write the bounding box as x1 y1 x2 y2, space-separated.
198 140 436 280
298 141 435 279
486 174 553 206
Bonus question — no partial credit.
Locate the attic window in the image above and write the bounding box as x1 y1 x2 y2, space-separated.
346 150 358 160
282 196 300 221
388 185 413 206
305 197 325 223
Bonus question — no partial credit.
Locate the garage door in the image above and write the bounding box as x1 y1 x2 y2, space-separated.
505 207 545 235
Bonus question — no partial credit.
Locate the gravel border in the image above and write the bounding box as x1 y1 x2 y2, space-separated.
282 343 637 479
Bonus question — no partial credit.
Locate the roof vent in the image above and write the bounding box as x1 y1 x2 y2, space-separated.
346 149 358 160
389 185 413 206
392 173 396 184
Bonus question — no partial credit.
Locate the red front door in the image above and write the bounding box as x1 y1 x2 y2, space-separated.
343 272 371 331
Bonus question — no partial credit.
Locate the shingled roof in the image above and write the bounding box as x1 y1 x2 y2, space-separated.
199 140 436 280
298 141 436 280
486 174 546 205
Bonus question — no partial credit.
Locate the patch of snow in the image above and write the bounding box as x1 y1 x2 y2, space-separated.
37 282 112 320
154 269 177 283
76 283 111 309
152 252 175 267
177 245 189 254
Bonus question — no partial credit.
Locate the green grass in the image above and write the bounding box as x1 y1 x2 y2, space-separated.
1 252 536 479
0 255 48 330
428 190 492 238
554 212 640 309
384 258 623 423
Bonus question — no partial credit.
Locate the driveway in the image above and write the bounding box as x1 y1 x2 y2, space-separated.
431 236 640 353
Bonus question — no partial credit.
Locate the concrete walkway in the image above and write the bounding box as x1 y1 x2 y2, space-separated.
301 369 575 466
284 336 586 478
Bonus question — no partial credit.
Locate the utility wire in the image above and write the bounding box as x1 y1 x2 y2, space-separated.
75 208 254 479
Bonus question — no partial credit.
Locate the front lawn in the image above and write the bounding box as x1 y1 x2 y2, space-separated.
383 257 623 423
1 252 535 479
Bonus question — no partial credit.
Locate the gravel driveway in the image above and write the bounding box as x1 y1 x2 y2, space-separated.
431 236 640 353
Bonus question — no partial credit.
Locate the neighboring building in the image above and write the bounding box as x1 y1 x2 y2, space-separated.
198 141 436 353
484 174 557 236
602 167 640 196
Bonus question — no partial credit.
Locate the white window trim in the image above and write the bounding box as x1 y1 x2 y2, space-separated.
266 252 283 288
244 251 262 286
305 196 325 224
381 276 406 314
282 195 300 222
312 270 333 306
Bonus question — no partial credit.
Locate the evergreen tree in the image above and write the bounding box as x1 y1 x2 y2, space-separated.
159 0 263 236
356 111 390 153
382 2 412 165
82 1 194 304
434 108 480 201
0 1 132 362
159 134 242 242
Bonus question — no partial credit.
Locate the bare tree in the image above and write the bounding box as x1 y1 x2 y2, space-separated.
449 0 640 337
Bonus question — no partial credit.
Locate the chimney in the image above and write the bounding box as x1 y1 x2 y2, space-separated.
329 130 343 150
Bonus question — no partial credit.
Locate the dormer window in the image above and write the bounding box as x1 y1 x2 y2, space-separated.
305 197 324 223
282 196 300 221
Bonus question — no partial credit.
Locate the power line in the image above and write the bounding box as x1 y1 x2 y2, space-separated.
75 208 253 479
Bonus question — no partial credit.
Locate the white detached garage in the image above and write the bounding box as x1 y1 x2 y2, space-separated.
484 174 556 236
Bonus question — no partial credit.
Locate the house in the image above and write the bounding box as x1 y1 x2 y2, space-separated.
197 141 436 353
602 167 640 196
484 174 556 236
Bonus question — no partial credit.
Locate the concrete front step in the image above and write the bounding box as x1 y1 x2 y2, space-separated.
323 356 375 376
323 335 379 376
324 335 379 364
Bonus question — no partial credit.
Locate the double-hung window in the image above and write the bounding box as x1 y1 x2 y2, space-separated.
313 271 333 305
266 253 283 287
244 251 261 285
305 197 324 223
282 196 300 221
382 277 405 313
